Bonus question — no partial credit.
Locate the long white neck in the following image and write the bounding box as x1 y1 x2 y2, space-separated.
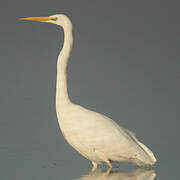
56 25 73 108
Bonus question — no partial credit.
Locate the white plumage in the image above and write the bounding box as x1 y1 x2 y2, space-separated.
21 14 156 170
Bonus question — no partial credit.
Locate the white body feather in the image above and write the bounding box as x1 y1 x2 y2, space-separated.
57 103 156 166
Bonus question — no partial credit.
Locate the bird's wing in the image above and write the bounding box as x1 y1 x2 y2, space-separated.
69 105 141 156
62 104 155 164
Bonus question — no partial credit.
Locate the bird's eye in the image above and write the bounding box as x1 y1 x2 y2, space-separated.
51 17 58 21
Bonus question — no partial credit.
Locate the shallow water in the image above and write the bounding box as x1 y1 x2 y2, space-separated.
0 145 179 179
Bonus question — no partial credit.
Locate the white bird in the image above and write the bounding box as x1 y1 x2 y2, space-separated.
20 14 156 170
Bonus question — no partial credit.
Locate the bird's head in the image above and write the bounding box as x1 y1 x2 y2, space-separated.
20 14 72 29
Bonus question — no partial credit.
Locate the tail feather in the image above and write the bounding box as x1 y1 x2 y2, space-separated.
137 141 156 164
125 128 156 165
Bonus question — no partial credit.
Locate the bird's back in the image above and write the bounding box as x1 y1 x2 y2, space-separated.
57 104 156 166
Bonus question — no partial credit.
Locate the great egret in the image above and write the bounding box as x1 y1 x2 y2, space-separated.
20 14 156 170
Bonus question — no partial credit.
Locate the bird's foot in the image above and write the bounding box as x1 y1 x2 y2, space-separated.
91 161 98 171
106 160 112 170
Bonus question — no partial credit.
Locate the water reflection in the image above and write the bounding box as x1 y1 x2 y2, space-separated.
79 168 156 180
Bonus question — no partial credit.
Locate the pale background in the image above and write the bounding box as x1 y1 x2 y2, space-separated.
0 0 179 179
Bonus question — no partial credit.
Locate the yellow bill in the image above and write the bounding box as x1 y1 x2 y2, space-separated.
20 16 57 22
